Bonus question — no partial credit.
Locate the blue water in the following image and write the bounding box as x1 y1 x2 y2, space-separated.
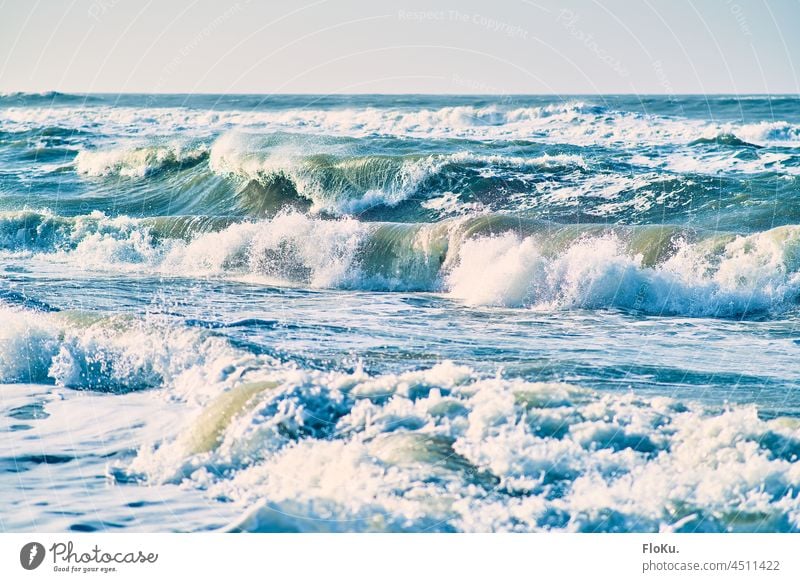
1 93 799 532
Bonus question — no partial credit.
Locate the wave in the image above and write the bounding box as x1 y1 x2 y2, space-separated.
0 210 246 258
689 133 762 148
0 91 94 106
446 227 800 315
75 141 209 178
4 100 800 147
66 132 587 217
3 210 800 317
208 132 446 214
40 131 797 226
12 133 787 231
0 305 241 392
736 121 800 147
0 125 92 142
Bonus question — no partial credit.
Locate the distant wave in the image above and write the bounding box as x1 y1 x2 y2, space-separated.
0 91 95 105
4 100 800 147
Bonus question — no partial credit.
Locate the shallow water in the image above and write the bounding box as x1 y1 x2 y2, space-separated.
1 93 799 532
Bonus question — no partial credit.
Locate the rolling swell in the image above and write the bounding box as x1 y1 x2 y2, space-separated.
689 133 763 148
0 91 97 106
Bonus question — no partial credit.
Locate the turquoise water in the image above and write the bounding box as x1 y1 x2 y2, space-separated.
1 93 799 532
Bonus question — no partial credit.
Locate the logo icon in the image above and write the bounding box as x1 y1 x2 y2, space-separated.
20 542 46 570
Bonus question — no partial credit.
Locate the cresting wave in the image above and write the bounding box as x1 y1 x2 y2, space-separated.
209 132 588 214
61 130 800 227
75 141 209 178
3 209 799 317
70 132 589 215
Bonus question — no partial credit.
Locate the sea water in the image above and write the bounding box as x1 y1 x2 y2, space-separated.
1 93 799 532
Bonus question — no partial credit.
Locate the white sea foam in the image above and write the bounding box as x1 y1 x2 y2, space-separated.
5 102 800 147
631 150 800 176
3 298 799 532
124 359 800 532
736 121 800 147
531 173 674 217
16 211 370 289
446 228 800 315
0 305 245 393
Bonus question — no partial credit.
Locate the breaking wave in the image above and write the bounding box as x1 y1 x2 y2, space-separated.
0 304 241 392
69 132 588 216
3 210 799 317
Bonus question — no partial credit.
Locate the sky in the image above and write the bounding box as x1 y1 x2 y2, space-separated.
1 0 799 94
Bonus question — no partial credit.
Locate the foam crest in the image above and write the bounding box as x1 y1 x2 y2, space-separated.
631 150 800 176
165 212 369 287
0 210 152 255
447 228 800 315
0 210 376 287
736 121 800 146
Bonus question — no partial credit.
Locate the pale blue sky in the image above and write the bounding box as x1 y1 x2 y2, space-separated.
1 0 799 94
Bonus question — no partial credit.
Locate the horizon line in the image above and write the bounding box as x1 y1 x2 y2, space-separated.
4 90 800 97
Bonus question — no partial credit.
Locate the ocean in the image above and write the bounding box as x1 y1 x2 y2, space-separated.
1 93 799 532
